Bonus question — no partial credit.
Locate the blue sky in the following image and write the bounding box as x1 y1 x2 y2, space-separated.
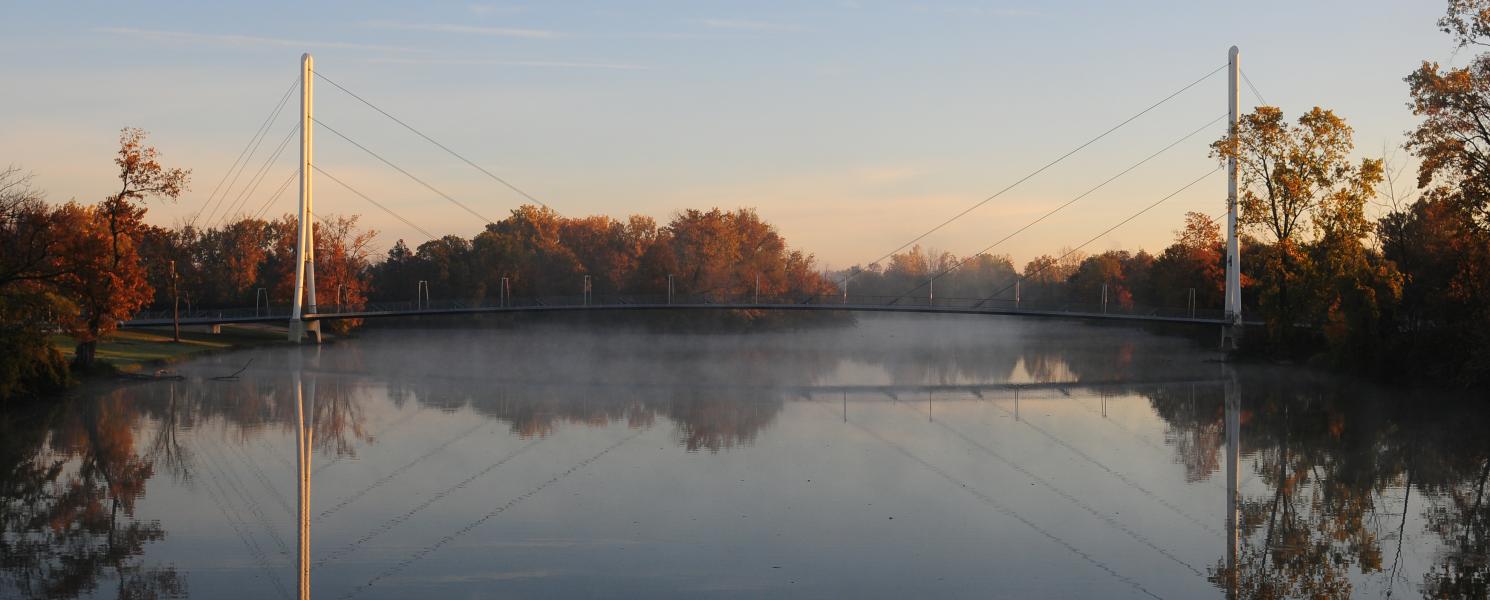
0 1 1454 267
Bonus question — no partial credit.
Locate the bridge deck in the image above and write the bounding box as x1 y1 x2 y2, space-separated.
122 301 1259 328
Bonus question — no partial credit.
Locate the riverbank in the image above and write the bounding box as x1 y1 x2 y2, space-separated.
50 325 292 375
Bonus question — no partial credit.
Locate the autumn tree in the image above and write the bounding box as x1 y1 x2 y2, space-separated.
0 168 71 399
1015 248 1084 305
1149 212 1228 310
476 205 582 297
366 205 831 308
662 208 827 301
56 129 189 368
1379 0 1490 384
938 253 1018 301
189 219 275 306
1211 107 1388 351
254 213 376 332
309 215 377 334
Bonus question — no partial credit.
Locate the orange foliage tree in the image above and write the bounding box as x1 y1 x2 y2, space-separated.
55 129 189 368
369 205 832 306
260 213 376 332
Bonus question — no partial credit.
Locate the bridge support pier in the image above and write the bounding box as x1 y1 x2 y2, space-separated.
289 319 321 344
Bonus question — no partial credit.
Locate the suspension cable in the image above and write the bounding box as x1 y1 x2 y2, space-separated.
195 77 298 227
838 64 1225 289
336 428 645 599
892 113 1226 302
313 164 438 240
313 117 496 224
975 167 1222 307
251 168 299 220
841 414 1165 599
1240 68 1268 106
215 122 300 228
312 69 556 213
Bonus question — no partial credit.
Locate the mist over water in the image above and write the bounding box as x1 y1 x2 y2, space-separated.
3 313 1485 599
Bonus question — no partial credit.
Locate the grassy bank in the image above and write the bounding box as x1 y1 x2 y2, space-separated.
50 325 289 373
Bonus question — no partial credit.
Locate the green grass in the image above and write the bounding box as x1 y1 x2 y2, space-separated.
50 325 287 372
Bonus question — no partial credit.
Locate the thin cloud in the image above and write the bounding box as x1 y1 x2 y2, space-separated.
367 57 651 70
950 7 1042 17
467 4 526 16
917 5 1044 17
696 18 803 32
361 20 562 39
95 27 421 53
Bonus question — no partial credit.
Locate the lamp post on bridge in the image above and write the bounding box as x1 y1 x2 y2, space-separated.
169 259 180 342
255 287 269 317
416 280 430 310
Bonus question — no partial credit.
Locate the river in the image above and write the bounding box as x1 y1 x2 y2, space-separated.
2 313 1484 599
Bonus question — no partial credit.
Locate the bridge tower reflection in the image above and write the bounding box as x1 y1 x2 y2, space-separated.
1224 369 1240 599
294 353 317 599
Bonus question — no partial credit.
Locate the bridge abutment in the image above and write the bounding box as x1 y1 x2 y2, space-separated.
289 319 322 344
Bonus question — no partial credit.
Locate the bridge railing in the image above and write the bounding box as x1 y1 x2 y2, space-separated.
128 306 295 321
124 292 1226 325
306 292 1226 321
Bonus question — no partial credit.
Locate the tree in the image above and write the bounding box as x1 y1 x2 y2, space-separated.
1212 107 1385 349
57 129 189 369
309 215 376 334
0 168 72 399
477 205 582 297
1068 252 1132 309
1150 212 1227 311
1213 107 1380 245
1371 0 1490 385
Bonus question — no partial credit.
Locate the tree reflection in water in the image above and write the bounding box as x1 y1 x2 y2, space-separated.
1 389 184 599
1147 370 1489 599
2 318 1488 598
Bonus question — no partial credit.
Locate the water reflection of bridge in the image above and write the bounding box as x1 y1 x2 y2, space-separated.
16 358 1486 598
279 368 1243 600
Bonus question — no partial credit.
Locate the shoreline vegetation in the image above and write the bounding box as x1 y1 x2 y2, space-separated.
49 325 290 377
6 1 1490 400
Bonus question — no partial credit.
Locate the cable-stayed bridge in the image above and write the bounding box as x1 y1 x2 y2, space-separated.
131 48 1260 340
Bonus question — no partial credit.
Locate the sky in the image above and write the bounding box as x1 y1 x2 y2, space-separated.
0 1 1458 269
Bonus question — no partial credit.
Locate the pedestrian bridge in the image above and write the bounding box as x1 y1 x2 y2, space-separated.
121 294 1261 329
160 47 1259 344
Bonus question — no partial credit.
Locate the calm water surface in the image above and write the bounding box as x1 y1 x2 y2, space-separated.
3 314 1486 599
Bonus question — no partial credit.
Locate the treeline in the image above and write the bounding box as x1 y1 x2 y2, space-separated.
369 205 834 306
837 211 1231 312
840 2 1490 386
0 128 379 400
134 214 375 331
0 130 834 400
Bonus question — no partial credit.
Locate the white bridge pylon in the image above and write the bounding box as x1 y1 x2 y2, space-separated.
290 52 320 343
1223 46 1243 349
